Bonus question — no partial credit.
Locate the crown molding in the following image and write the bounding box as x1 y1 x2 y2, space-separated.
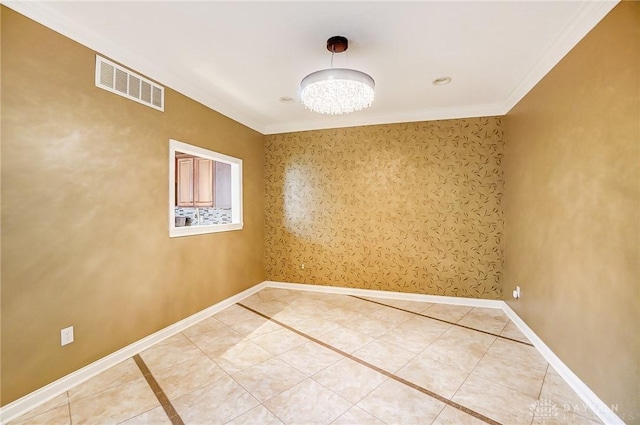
263 103 505 135
501 0 619 114
1 0 619 136
0 0 268 134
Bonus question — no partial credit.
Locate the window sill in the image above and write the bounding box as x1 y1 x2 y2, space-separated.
169 223 243 238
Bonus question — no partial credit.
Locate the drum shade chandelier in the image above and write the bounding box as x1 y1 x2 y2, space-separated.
300 36 375 115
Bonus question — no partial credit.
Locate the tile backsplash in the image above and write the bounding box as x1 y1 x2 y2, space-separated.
175 207 232 226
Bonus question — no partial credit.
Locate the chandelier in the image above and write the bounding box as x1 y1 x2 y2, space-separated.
300 36 375 115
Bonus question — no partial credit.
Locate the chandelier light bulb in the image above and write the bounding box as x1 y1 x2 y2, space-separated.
300 68 375 115
300 36 375 115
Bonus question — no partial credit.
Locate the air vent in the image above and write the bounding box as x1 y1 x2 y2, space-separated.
95 55 164 112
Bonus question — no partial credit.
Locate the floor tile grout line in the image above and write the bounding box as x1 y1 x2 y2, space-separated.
352 295 523 344
245 301 500 425
355 338 422 374
450 334 498 403
180 329 260 404
350 295 534 347
181 316 315 420
132 355 185 425
310 372 387 423
452 335 546 414
530 364 552 425
456 305 475 323
237 302 502 425
428 404 451 425
67 393 73 425
538 364 550 400
259 402 289 425
535 368 601 424
181 328 239 376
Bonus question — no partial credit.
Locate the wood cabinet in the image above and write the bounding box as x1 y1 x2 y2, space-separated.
194 157 214 207
176 154 215 207
176 157 194 206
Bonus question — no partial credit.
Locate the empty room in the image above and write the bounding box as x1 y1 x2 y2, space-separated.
1 1 638 424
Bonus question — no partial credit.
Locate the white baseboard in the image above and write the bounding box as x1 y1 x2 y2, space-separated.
1 280 623 425
501 303 624 425
263 280 505 309
270 281 622 425
0 281 267 424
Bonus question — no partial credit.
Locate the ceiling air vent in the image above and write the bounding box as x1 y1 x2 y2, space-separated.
95 55 164 112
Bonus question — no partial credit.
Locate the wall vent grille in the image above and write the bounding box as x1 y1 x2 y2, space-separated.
95 55 164 112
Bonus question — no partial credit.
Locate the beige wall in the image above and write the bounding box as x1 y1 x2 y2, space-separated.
3 0 637 416
0 8 265 405
265 118 504 298
503 2 639 421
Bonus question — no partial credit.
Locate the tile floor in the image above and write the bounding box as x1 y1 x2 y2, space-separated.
9 288 604 425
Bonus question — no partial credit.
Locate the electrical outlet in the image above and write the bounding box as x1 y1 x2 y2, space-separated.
512 285 521 299
61 326 74 346
300 263 305 270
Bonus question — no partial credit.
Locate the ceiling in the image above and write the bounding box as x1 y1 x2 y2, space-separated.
6 1 617 135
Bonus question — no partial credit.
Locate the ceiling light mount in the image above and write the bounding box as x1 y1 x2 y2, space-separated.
300 35 375 115
326 36 348 53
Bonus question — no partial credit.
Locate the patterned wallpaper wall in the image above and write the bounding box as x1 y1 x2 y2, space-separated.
265 117 504 298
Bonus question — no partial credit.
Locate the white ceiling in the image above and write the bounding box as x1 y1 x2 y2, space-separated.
6 1 618 135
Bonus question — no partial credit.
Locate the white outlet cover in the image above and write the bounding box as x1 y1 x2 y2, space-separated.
512 286 521 299
61 326 74 346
